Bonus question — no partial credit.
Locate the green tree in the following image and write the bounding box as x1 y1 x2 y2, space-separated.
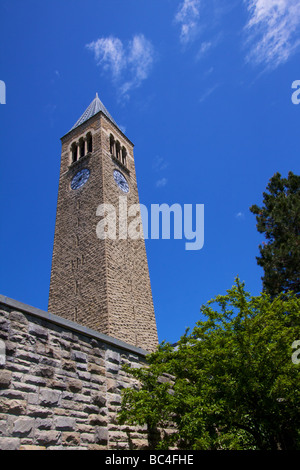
118 280 300 450
250 171 300 298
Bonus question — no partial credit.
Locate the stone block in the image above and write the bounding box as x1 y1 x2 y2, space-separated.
73 393 89 404
36 418 52 430
0 419 7 436
88 414 107 426
83 404 99 415
107 393 121 405
27 406 52 418
88 444 107 450
106 379 119 393
0 398 26 415
47 379 67 390
36 430 61 446
54 416 76 431
77 370 92 381
26 374 47 386
95 426 108 444
131 438 148 450
37 366 55 378
39 388 61 406
14 382 36 394
61 432 80 446
71 351 87 363
9 311 28 325
88 363 105 375
15 350 40 363
81 433 95 444
20 445 46 450
0 437 20 450
28 393 39 405
76 423 94 434
91 393 106 408
0 370 12 388
67 379 82 392
13 417 35 436
105 350 120 364
62 359 76 372
106 363 120 375
28 324 48 340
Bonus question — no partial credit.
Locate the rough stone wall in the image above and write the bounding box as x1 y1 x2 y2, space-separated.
0 296 151 450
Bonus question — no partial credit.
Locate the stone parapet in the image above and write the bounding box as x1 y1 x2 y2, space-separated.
0 295 150 450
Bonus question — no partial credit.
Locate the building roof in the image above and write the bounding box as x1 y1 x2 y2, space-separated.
69 93 119 132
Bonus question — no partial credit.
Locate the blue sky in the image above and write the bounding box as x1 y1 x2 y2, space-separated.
0 0 300 345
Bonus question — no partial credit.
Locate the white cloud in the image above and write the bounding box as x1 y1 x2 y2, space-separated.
153 157 169 188
175 0 202 44
196 41 212 58
199 83 219 103
152 156 169 172
86 34 154 99
119 35 154 99
156 177 168 188
244 0 300 69
235 211 245 219
86 36 125 77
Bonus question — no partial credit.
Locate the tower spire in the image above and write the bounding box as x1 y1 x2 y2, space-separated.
68 93 119 133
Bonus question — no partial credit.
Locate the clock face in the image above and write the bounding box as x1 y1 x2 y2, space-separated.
71 169 90 190
113 170 129 193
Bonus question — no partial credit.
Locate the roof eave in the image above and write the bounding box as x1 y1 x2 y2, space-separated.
60 110 134 147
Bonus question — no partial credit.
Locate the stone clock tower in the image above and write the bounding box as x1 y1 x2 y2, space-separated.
48 94 158 352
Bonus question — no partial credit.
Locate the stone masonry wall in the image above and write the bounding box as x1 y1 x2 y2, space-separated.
0 295 151 450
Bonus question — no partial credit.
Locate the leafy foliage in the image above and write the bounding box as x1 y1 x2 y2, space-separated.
118 280 300 450
250 171 300 298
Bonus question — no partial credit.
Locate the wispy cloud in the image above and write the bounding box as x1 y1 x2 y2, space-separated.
244 0 300 69
86 34 154 100
173 1 300 70
153 156 169 188
196 40 213 59
195 32 223 61
86 36 125 77
152 156 169 172
156 177 168 188
199 83 220 103
175 0 202 44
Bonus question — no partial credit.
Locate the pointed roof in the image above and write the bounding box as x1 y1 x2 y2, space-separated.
69 93 119 132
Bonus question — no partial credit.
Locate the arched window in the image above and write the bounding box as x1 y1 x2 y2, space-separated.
71 143 78 163
116 141 121 160
79 138 85 158
86 133 93 153
122 146 127 167
110 134 115 155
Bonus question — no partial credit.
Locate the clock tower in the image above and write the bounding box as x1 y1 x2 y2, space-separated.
48 94 158 352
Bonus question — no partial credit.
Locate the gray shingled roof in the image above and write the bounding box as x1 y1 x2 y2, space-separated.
69 93 119 132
